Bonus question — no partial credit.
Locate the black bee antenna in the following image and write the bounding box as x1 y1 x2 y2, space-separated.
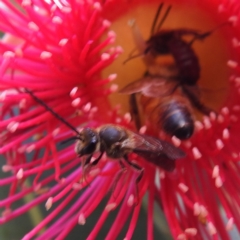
24 88 80 135
155 5 172 34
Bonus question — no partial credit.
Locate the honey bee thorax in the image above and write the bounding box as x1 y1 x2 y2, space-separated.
146 31 175 55
147 31 200 85
168 38 200 85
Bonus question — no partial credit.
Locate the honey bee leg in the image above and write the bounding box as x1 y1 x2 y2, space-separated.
154 5 172 34
188 31 212 45
129 94 141 130
150 3 164 35
182 86 215 115
124 155 144 206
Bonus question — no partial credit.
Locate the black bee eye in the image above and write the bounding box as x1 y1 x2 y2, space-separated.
79 128 99 155
82 142 97 154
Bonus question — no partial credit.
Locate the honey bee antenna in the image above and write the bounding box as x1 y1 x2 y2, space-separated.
123 52 144 64
210 21 232 33
151 3 164 35
155 5 172 33
189 21 232 45
24 88 80 135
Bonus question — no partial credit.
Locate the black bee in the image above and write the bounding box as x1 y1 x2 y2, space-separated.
25 89 185 178
75 124 185 178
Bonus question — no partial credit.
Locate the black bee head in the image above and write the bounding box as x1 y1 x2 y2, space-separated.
75 128 99 156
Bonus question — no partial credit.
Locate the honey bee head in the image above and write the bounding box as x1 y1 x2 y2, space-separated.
75 128 99 156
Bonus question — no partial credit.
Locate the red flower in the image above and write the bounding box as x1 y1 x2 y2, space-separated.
1 0 240 239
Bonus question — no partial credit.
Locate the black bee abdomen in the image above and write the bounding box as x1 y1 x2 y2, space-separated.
160 101 194 140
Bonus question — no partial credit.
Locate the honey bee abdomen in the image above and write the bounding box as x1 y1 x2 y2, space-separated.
159 100 194 140
169 39 200 85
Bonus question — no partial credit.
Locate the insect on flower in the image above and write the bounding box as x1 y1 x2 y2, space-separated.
121 3 230 139
120 75 195 139
25 89 185 180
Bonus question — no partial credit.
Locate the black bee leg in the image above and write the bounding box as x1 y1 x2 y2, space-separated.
129 93 141 130
81 152 104 186
90 151 104 166
80 154 93 185
83 154 93 166
124 155 144 206
111 161 127 199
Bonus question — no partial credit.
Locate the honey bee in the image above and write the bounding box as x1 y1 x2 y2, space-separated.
75 124 185 175
120 75 197 140
129 3 228 85
144 3 210 85
123 3 227 138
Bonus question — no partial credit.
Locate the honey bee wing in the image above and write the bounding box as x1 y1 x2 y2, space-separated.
119 76 178 98
119 76 153 94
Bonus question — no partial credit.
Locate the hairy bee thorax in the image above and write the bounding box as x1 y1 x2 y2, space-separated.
98 125 129 158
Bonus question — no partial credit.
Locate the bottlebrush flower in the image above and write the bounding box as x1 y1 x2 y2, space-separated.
1 0 240 240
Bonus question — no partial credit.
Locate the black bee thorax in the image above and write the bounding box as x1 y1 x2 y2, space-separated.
98 125 129 159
